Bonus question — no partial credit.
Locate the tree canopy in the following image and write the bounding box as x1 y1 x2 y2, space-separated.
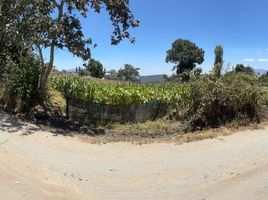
234 64 254 74
1 0 139 97
117 64 140 81
166 39 205 75
84 59 106 78
0 0 33 72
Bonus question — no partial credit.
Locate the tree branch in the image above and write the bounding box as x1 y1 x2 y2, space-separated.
37 44 45 67
52 0 59 7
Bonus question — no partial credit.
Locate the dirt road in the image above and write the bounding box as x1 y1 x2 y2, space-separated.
1 114 268 200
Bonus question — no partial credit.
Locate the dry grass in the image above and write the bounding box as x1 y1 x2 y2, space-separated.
77 118 267 145
47 87 66 113
108 119 176 132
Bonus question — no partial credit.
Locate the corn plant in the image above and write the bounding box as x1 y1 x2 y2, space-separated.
49 75 192 106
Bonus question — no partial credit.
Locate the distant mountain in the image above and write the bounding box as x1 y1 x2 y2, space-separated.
254 69 268 75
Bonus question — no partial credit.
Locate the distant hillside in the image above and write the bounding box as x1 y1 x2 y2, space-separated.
254 69 268 75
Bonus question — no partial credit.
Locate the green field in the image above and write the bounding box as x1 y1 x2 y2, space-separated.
49 76 192 106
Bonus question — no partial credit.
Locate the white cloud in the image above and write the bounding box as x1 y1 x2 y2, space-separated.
258 58 268 62
265 48 268 51
243 58 255 62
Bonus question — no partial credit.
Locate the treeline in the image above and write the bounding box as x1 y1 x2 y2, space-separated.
165 39 258 82
75 62 141 82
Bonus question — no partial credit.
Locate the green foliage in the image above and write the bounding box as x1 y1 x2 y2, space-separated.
166 39 205 75
212 63 223 77
3 0 139 59
49 76 192 106
192 67 203 77
214 45 224 66
0 0 33 81
258 72 268 86
50 73 265 129
0 1 41 110
163 74 178 82
212 45 224 77
117 64 140 82
165 68 202 83
1 0 139 98
5 55 41 109
186 73 263 130
84 59 106 78
179 70 191 82
234 64 254 74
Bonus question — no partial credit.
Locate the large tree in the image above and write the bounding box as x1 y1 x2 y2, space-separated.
0 1 42 108
0 0 38 85
1 0 139 97
166 39 205 75
0 0 33 73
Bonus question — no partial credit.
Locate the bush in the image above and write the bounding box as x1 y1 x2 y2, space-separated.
186 73 264 130
258 74 268 87
4 55 40 110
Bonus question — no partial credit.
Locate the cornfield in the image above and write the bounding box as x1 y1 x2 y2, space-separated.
49 76 192 106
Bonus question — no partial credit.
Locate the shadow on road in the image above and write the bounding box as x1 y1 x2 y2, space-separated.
0 114 41 135
0 113 106 137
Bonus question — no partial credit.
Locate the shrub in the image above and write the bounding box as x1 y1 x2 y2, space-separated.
186 73 264 130
5 55 40 110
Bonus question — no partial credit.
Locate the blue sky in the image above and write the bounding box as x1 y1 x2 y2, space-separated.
49 0 268 75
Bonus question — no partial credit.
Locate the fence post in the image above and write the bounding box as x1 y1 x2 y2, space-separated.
66 96 70 120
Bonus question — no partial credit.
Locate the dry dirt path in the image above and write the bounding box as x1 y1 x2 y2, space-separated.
1 114 268 200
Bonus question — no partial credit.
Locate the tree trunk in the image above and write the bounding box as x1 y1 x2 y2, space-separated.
37 44 46 90
39 0 64 100
39 44 55 98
